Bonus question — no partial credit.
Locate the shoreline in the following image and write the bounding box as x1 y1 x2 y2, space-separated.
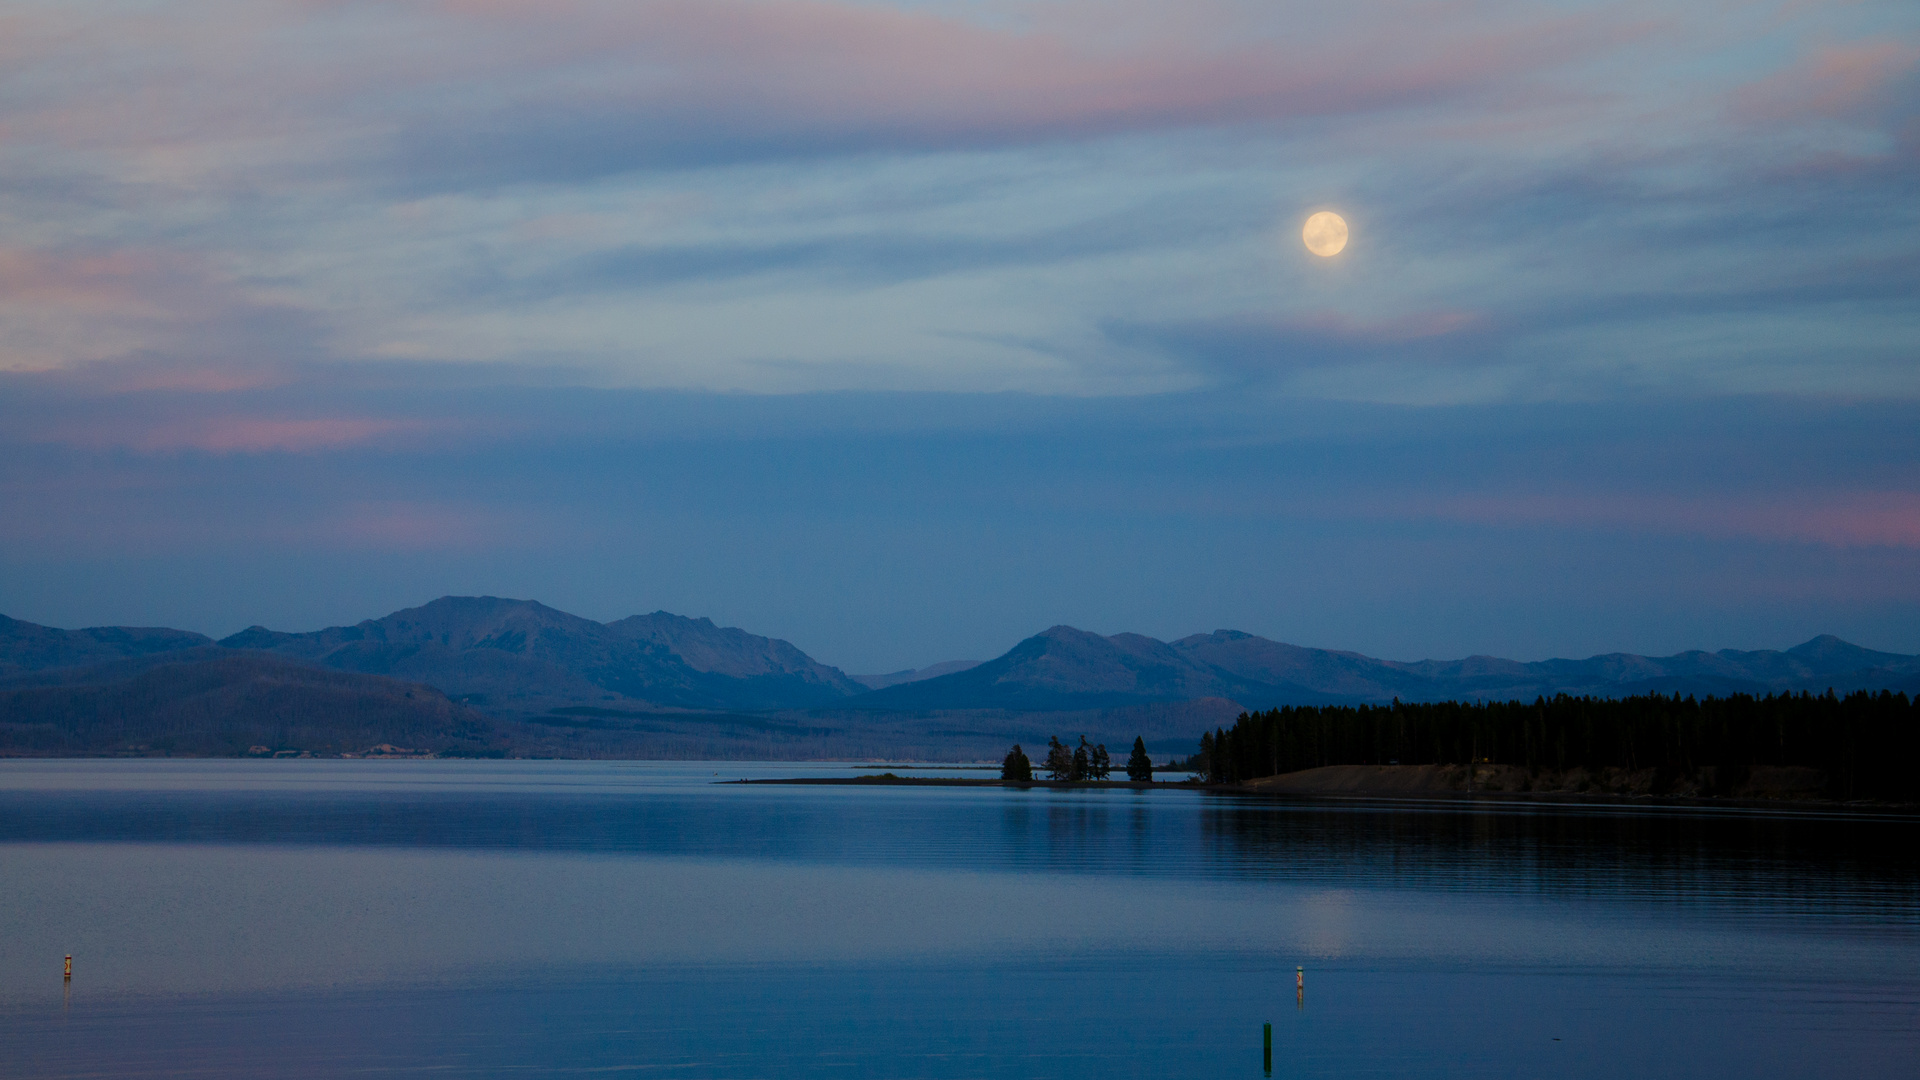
730 775 1164 789
731 771 1920 812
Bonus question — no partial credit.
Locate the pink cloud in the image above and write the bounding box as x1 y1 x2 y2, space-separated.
0 245 334 376
6 0 1647 163
1393 491 1920 549
35 415 430 454
1733 39 1920 122
435 0 1634 139
82 365 287 394
0 491 540 553
0 249 184 315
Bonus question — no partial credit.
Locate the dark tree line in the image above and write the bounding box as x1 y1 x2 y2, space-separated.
1000 735 1156 782
1191 690 1920 802
1044 735 1108 780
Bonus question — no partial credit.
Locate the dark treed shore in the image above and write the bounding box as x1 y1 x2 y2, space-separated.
999 736 1157 781
8 603 1920 767
1193 691 1920 803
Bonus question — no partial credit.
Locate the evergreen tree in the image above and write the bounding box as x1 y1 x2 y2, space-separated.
1090 742 1111 780
1071 736 1091 781
1043 736 1074 780
1001 744 1033 781
1126 736 1153 782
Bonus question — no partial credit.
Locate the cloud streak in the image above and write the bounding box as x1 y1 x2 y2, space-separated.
3 368 1917 661
377 0 1644 183
5 0 1650 183
1367 492 1920 550
1 0 1913 396
66 417 432 455
1733 39 1920 123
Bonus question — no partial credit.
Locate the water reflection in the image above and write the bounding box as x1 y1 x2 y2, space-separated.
0 769 1911 924
0 762 1916 1080
1200 800 1920 919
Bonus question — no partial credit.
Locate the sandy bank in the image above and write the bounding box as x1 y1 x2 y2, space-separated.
733 775 1161 789
1239 763 1833 800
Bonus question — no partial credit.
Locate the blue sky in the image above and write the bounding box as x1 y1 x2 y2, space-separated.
2 0 1916 671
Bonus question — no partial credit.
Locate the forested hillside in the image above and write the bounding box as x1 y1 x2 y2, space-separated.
0 649 502 757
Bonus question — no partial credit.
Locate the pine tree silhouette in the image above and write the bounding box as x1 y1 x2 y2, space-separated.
1043 736 1073 780
1126 736 1153 781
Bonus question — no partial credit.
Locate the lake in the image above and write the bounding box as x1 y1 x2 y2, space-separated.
1 759 1916 1078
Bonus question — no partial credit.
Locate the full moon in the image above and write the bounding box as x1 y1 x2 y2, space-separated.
1303 211 1348 257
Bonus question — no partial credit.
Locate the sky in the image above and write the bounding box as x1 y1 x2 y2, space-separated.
1 0 1916 673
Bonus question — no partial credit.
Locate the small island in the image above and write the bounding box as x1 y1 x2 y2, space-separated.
741 691 1920 808
737 734 1171 787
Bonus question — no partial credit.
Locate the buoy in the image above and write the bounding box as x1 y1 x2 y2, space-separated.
64 955 71 981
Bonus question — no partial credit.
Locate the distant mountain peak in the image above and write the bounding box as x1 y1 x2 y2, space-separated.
1784 633 1905 668
1790 633 1866 654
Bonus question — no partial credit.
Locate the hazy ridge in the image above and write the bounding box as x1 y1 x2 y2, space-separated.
854 626 1920 712
2 600 1916 759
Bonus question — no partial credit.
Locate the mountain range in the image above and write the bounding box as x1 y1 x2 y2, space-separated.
216 596 863 713
0 647 497 757
855 625 1920 711
4 597 1917 759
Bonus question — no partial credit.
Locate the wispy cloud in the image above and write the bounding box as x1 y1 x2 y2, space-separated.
282 500 546 551
0 245 332 374
378 0 1642 181
1375 491 1920 550
1732 39 1920 122
1 0 1914 398
3 370 1916 658
3 0 1651 187
65 416 432 454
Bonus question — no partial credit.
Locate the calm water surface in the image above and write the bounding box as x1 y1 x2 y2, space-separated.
0 759 1915 1078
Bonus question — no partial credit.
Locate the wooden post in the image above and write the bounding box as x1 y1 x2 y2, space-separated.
1263 1022 1272 1074
64 955 71 981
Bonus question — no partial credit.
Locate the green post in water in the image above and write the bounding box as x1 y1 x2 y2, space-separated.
1263 1021 1272 1074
